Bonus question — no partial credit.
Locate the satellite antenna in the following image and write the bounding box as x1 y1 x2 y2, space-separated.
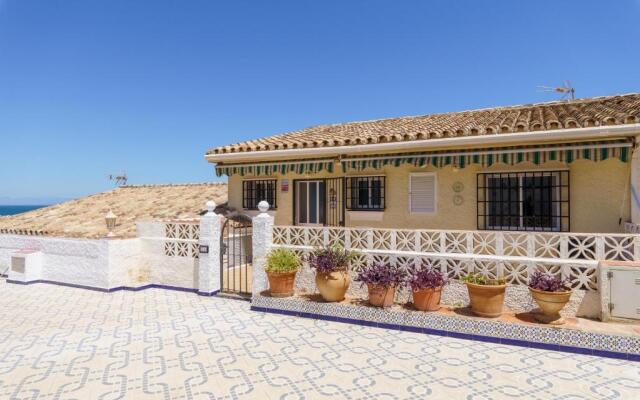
537 80 575 101
108 173 128 186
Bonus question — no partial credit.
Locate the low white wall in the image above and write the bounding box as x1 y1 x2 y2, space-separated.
0 234 110 288
0 227 200 291
108 238 145 288
137 221 199 289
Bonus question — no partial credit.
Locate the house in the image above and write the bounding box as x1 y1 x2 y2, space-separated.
206 94 640 234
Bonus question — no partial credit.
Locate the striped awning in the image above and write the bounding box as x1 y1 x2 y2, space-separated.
215 159 335 177
341 140 633 172
214 139 633 176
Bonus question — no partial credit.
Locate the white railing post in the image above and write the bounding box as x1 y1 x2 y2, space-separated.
252 201 274 296
495 232 504 256
198 201 223 296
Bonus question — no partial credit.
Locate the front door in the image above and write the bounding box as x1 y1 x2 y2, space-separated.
295 180 325 225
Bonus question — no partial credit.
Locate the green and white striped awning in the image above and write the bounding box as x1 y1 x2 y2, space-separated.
214 139 633 176
215 159 335 177
341 140 633 172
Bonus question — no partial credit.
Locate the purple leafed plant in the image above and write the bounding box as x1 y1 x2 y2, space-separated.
407 264 447 291
354 263 406 288
306 246 354 274
528 271 571 292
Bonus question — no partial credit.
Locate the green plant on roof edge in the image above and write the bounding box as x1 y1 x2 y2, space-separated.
265 248 301 273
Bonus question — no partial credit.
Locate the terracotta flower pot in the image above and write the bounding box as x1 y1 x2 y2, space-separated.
267 270 297 297
529 287 573 325
367 284 396 308
315 270 350 302
465 282 507 318
412 286 443 311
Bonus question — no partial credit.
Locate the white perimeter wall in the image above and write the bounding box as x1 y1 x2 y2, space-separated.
137 221 200 289
0 223 201 290
0 234 110 288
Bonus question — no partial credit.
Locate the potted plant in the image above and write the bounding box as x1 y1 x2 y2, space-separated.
462 274 507 318
355 263 406 308
307 246 354 302
265 248 301 297
407 264 448 311
528 271 572 325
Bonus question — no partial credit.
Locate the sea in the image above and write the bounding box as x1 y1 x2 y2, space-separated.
0 205 46 216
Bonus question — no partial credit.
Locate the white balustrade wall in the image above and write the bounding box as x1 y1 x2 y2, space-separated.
272 226 640 291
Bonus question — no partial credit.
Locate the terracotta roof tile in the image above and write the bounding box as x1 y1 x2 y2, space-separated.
207 94 640 155
0 183 227 239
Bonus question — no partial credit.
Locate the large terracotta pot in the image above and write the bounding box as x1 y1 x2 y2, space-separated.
267 271 297 297
529 287 572 325
315 270 350 302
367 284 396 308
466 282 507 318
412 286 443 312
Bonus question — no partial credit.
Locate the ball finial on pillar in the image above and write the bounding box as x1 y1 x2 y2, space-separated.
257 200 269 213
205 200 216 215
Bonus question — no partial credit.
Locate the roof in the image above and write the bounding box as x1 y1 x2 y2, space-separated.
207 93 640 156
0 183 228 239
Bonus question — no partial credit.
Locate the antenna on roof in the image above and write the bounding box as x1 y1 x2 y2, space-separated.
537 80 575 101
108 173 128 186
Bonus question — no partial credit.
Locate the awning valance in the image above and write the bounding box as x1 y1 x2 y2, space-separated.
215 159 335 177
214 139 633 176
341 140 632 172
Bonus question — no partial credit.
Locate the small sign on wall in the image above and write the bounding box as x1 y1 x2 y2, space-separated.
281 179 289 192
199 245 209 254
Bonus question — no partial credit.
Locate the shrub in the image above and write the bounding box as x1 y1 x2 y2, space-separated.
407 264 447 290
265 248 301 273
461 273 506 286
307 246 355 274
528 271 571 292
354 263 406 288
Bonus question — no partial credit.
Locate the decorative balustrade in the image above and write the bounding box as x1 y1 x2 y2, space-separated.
163 222 200 258
272 226 640 290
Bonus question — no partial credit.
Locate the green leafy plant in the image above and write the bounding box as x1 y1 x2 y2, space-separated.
461 273 506 286
265 248 301 273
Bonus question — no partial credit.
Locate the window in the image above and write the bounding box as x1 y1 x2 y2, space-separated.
477 171 569 231
346 176 385 210
242 179 277 210
409 173 437 213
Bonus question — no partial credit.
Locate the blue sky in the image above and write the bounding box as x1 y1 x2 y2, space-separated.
0 0 638 203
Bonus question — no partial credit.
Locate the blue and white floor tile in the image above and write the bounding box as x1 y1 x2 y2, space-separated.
0 280 638 399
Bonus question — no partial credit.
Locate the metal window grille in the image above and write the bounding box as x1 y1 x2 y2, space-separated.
242 179 277 210
477 171 569 231
346 176 385 211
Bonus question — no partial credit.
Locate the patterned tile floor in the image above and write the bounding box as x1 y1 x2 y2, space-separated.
0 280 638 400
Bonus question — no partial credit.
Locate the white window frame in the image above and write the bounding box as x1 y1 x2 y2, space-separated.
409 172 437 214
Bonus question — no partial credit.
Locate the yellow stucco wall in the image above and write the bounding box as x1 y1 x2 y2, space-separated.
226 158 630 233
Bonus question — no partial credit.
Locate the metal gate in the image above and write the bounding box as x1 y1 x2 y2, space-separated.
325 177 345 227
220 215 253 296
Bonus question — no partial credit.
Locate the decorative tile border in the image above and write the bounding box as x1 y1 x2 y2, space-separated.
6 279 219 296
251 294 640 362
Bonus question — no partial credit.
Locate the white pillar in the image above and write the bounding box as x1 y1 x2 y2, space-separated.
631 143 640 225
252 200 274 297
198 200 222 295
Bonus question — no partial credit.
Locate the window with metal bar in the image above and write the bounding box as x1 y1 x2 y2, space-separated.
242 180 277 210
477 171 569 231
346 176 385 210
